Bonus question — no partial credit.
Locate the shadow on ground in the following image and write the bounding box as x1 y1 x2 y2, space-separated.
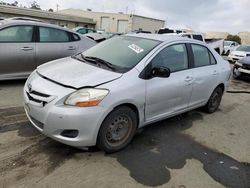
111 111 250 188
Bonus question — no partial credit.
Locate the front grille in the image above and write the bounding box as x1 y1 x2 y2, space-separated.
26 89 56 107
29 115 44 130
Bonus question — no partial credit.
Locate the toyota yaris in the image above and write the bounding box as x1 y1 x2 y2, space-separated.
24 34 231 153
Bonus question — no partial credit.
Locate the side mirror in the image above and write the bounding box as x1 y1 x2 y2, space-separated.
151 66 171 78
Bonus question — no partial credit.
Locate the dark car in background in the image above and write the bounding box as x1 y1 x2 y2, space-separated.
73 26 97 35
233 56 250 79
0 18 96 80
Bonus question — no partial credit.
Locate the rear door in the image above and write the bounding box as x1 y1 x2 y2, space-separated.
36 26 78 66
0 25 36 78
188 43 220 108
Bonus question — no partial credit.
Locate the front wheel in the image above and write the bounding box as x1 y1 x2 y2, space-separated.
97 106 137 153
203 87 223 113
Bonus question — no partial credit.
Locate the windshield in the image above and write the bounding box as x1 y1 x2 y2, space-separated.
81 36 161 72
236 45 250 52
224 41 232 47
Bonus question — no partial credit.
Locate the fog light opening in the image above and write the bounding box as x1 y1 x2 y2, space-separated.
61 130 79 138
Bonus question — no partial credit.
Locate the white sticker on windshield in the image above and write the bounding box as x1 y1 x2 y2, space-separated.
128 44 144 54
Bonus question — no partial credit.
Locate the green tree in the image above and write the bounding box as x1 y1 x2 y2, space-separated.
30 1 41 10
226 34 241 44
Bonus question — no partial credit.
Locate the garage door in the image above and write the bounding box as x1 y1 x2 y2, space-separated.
100 17 110 32
117 20 128 33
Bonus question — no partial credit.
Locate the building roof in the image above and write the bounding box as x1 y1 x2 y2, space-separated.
0 5 96 25
60 8 165 22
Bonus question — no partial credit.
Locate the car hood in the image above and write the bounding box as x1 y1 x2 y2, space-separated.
238 56 250 65
37 57 122 89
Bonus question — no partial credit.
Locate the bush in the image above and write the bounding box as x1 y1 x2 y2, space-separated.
226 35 241 44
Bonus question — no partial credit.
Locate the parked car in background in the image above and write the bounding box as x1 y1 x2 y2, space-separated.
228 45 250 63
0 18 96 80
163 32 224 55
128 30 152 34
24 34 231 153
233 56 250 79
72 26 97 35
223 40 240 56
84 33 106 43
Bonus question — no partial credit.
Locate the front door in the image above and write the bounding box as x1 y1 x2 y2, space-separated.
145 43 193 122
0 25 36 79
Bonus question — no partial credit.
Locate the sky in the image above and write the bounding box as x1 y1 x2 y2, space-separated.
4 0 250 34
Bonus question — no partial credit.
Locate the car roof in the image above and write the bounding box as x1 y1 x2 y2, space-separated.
125 33 198 43
0 19 78 34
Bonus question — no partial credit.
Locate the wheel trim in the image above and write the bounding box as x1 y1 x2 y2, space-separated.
105 114 132 147
210 91 220 109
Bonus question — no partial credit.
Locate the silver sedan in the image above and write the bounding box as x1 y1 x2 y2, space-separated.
0 18 96 80
24 34 231 153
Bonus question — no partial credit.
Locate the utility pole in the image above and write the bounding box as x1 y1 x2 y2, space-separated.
56 4 59 12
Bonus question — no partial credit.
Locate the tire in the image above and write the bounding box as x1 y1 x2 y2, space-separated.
226 50 230 56
97 106 137 153
233 66 241 79
203 87 223 113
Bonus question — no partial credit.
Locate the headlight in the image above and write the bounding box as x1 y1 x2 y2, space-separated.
65 88 109 107
235 62 242 67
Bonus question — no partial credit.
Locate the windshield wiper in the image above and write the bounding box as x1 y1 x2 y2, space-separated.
81 55 117 71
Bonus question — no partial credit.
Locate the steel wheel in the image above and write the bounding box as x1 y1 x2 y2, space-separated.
97 106 137 153
203 87 223 113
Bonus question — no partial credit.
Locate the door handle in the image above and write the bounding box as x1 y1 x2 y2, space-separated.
185 76 194 82
67 46 76 50
213 70 219 75
21 47 33 51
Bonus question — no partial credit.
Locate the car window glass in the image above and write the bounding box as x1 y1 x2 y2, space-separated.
0 25 33 42
151 44 188 72
39 27 69 42
193 35 203 41
192 44 211 67
209 52 217 65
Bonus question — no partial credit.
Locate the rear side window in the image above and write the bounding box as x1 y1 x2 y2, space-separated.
193 35 203 41
0 25 33 42
71 33 80 41
192 44 217 67
151 44 188 72
39 27 69 42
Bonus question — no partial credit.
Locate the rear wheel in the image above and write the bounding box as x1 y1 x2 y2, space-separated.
203 87 223 113
97 106 137 153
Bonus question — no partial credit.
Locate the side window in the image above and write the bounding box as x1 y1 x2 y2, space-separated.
192 35 203 41
71 33 80 41
192 44 214 67
39 27 69 42
151 44 188 72
0 25 33 42
209 52 217 65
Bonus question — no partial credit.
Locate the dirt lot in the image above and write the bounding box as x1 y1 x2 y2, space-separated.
0 78 250 188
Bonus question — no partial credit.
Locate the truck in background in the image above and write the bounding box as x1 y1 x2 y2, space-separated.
158 28 224 55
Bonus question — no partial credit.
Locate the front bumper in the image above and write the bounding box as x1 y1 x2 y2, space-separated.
228 55 245 62
23 72 109 148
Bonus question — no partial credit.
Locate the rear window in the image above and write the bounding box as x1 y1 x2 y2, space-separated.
193 35 203 41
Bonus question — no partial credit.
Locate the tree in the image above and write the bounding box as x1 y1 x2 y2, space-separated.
226 34 241 44
30 1 41 10
48 8 53 12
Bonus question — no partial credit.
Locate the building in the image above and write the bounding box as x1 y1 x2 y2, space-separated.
0 5 96 28
204 31 229 39
59 9 165 33
239 32 250 45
